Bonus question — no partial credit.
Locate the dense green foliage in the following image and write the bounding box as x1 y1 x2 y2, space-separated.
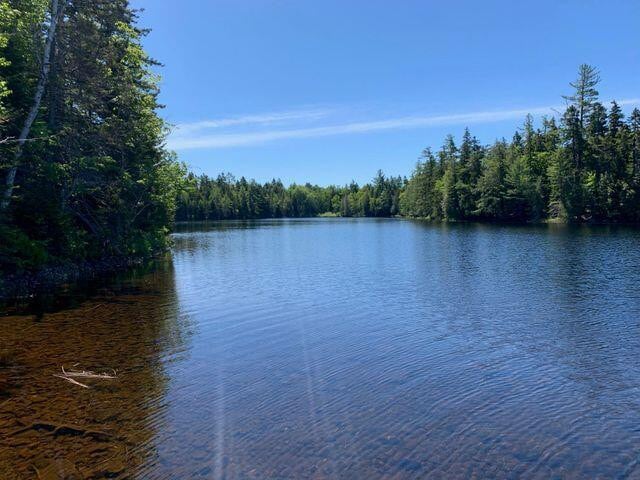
0 0 184 274
176 170 403 220
401 66 640 223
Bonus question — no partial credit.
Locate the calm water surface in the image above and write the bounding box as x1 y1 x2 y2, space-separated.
2 218 640 479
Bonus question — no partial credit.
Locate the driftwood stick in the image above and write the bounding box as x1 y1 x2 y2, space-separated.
53 374 90 389
61 366 116 379
84 303 105 312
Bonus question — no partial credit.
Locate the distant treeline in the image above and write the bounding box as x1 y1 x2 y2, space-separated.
176 171 403 220
178 65 640 224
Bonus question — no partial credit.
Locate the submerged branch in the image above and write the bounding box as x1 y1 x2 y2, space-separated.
53 374 89 389
53 366 117 388
61 365 117 379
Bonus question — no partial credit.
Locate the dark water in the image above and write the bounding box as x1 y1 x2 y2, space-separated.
3 218 640 479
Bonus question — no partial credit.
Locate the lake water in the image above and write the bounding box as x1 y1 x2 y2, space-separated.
2 218 640 479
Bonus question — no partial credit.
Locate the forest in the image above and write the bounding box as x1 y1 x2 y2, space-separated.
400 68 640 223
176 171 403 220
0 0 184 274
1 0 639 279
179 65 640 224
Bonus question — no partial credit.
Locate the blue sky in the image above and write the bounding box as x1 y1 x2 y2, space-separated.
131 0 640 185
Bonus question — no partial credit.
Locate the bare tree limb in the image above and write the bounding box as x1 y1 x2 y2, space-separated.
1 0 65 210
0 135 55 146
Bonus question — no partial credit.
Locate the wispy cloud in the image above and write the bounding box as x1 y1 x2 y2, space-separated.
174 108 333 135
168 99 640 150
618 98 640 107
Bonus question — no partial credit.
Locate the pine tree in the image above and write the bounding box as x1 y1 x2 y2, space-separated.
563 64 601 130
475 141 507 219
456 128 482 218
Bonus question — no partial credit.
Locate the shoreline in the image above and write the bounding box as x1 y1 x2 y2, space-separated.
3 217 639 304
0 255 161 307
176 215 640 226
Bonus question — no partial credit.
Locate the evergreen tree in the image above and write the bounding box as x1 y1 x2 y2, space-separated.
438 135 459 219
562 64 601 130
1 0 184 273
475 141 507 219
456 128 482 218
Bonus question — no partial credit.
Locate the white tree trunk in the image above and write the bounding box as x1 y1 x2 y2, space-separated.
2 0 62 210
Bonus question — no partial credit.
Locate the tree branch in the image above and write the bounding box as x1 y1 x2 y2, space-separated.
1 0 66 210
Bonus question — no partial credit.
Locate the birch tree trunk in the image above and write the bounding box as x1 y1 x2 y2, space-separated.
1 0 62 210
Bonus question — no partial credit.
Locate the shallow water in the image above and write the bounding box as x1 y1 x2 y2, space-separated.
2 218 640 479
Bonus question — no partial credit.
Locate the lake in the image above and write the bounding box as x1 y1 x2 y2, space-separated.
2 218 640 479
